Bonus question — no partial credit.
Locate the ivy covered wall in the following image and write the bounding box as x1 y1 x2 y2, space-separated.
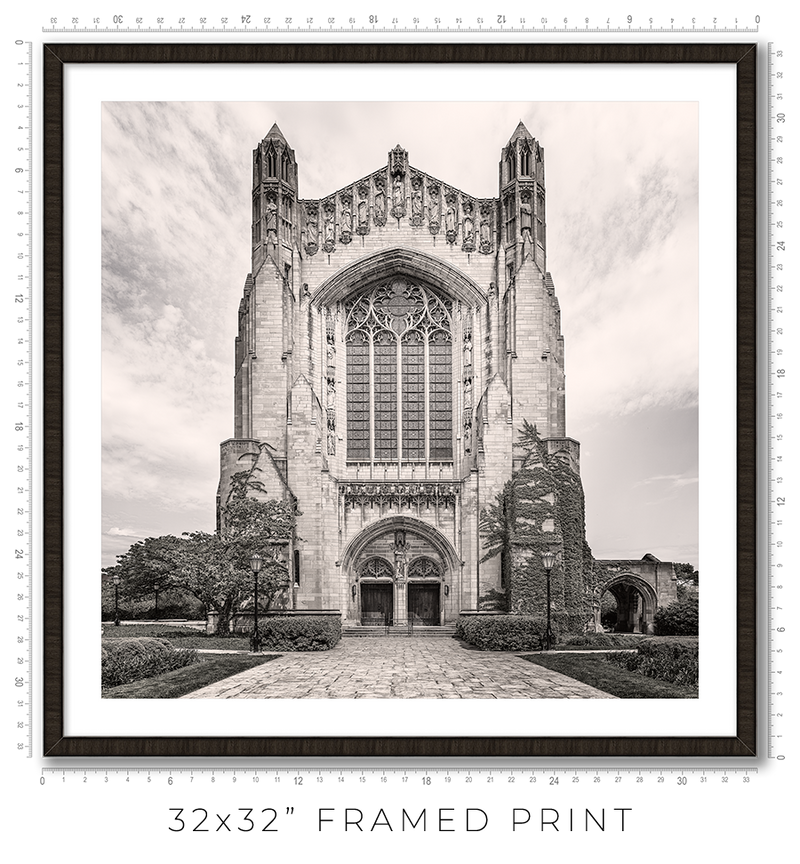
481 421 594 629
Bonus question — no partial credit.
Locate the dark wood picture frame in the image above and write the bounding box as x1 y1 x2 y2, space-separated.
43 43 756 757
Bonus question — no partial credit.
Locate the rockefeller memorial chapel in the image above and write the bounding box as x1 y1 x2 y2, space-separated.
217 122 677 633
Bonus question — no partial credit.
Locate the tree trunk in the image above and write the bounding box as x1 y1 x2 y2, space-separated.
214 598 234 635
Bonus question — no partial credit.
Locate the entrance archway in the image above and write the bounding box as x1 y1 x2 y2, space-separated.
343 516 456 625
596 573 659 635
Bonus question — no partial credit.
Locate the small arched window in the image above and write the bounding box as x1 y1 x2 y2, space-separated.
520 142 532 176
265 144 277 177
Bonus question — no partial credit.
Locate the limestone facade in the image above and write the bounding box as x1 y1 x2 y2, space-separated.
217 122 676 628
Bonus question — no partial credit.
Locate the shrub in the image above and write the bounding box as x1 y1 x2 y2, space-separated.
605 638 698 686
256 616 341 651
563 632 643 649
654 595 699 636
456 613 581 651
101 637 199 689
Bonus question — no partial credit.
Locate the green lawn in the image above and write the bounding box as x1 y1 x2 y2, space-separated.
101 623 251 651
102 653 280 699
521 652 698 699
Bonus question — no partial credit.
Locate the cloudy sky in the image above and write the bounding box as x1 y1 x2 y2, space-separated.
101 101 698 569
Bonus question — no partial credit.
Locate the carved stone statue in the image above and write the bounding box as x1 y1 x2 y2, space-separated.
392 174 405 217
446 204 456 234
411 179 423 225
480 216 491 252
427 186 440 234
374 179 386 225
462 204 475 251
445 201 457 244
323 203 335 252
340 196 352 244
358 197 368 232
265 195 277 235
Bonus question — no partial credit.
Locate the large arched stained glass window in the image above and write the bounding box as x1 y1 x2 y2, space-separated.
345 280 453 462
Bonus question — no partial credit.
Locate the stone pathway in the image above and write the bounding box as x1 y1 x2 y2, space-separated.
182 637 615 699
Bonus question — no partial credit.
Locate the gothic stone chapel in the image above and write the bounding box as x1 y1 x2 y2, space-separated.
217 122 678 633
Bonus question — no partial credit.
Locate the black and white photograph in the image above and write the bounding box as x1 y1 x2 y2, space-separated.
44 46 751 757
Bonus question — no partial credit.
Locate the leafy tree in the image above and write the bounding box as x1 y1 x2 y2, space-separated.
173 496 297 635
654 594 699 636
102 535 182 615
674 562 699 600
674 562 699 586
103 494 297 635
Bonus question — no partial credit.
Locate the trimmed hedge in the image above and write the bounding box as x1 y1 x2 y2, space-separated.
101 637 199 689
256 616 341 651
456 614 581 651
563 632 644 649
605 639 698 686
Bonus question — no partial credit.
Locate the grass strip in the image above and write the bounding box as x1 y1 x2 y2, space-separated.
103 653 280 699
101 623 251 651
521 652 698 699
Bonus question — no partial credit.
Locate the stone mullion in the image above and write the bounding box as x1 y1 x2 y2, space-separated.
423 330 430 479
454 303 463 479
368 330 375 469
471 305 479 449
334 306 345 475
396 333 403 476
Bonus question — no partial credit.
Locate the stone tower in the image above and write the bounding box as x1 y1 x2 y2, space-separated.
218 121 594 626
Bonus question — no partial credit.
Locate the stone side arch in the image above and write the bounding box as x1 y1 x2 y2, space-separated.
596 572 660 635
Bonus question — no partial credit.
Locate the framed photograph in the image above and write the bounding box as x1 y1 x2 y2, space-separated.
44 43 755 757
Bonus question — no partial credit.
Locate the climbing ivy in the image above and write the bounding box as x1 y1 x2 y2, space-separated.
480 420 594 632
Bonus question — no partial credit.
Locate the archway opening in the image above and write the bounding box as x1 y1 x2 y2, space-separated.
597 575 658 635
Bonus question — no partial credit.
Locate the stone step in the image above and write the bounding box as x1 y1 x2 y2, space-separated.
343 625 457 638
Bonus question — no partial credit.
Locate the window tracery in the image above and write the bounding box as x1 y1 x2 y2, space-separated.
344 280 453 462
359 557 394 579
408 557 442 580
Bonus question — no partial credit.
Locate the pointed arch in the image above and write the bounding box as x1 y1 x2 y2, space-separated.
311 246 486 309
340 515 461 576
265 142 277 177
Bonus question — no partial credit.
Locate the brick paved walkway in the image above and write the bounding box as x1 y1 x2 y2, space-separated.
182 638 615 699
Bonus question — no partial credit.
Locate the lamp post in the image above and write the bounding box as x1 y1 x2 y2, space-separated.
112 573 121 626
541 551 556 651
250 553 263 653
